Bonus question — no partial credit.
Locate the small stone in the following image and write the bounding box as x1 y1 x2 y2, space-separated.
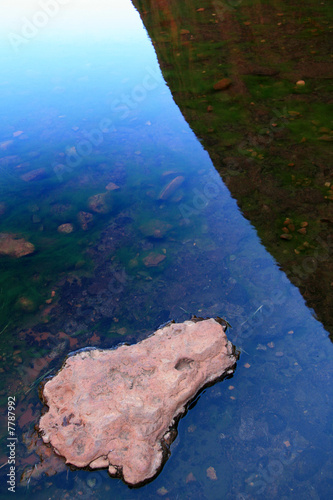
267 342 275 348
244 363 251 368
297 228 307 235
288 330 294 335
143 252 166 267
186 472 196 483
207 105 213 112
284 440 291 447
117 327 127 336
157 487 168 496
57 223 74 234
296 80 305 86
88 193 111 214
105 182 120 191
280 234 292 240
77 211 93 231
17 297 36 312
213 78 232 91
197 8 205 12
228 385 235 390
300 222 308 228
87 477 96 488
206 466 218 480
256 344 267 351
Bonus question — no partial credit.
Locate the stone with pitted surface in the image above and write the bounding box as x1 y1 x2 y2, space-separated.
39 318 237 486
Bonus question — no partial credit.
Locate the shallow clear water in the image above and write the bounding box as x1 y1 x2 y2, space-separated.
0 1 332 499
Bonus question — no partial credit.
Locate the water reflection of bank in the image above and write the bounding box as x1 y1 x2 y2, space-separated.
132 0 333 338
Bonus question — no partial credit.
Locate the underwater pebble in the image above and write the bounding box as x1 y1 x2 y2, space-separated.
256 344 267 351
206 466 218 480
57 223 74 234
157 487 168 496
186 472 196 483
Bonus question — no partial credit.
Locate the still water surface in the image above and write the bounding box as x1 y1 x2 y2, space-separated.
0 1 332 498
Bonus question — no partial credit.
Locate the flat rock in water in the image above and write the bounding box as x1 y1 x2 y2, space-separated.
39 318 238 486
0 233 35 258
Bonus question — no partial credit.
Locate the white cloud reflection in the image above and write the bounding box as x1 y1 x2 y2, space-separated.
2 0 145 47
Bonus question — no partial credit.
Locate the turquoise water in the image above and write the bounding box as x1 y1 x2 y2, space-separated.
0 1 332 498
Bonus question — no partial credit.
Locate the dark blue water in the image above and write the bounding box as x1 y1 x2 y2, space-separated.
0 1 332 499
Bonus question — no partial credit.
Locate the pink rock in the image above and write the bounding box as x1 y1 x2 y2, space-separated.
105 182 120 191
57 223 74 234
0 233 35 258
39 318 237 486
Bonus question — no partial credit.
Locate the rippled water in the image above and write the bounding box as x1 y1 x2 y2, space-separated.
0 1 332 499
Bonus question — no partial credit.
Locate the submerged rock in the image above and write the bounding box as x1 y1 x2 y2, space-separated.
20 168 46 182
88 193 111 214
139 219 172 239
57 223 74 234
105 182 120 191
158 175 184 200
77 211 94 231
0 233 35 258
39 318 238 486
143 252 166 267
